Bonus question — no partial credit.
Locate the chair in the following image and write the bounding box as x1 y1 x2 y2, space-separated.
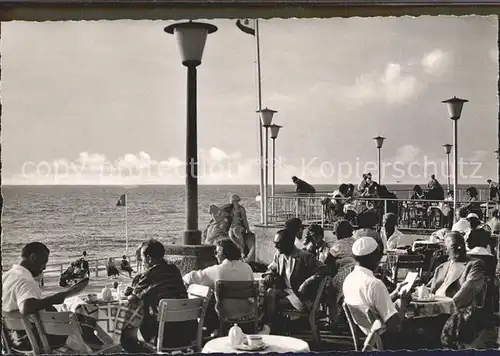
392 254 425 285
342 303 385 351
2 311 42 355
154 297 209 353
282 276 330 346
215 280 260 336
36 311 121 354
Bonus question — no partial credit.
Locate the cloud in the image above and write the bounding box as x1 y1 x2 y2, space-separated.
8 148 259 185
344 63 418 104
393 145 423 163
468 150 488 162
421 49 449 74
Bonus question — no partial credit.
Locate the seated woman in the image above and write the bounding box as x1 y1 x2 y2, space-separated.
463 187 483 220
120 255 134 278
106 258 120 279
329 219 356 269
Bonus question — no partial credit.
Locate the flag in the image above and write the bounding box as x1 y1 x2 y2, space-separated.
236 19 256 36
116 194 126 207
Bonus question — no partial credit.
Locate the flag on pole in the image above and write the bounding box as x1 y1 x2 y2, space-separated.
236 19 256 36
116 194 126 207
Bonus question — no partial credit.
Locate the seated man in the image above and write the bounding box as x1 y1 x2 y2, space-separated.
183 239 255 335
120 255 134 278
263 229 328 332
285 217 305 249
380 213 405 250
2 242 89 352
353 210 384 252
342 237 413 350
428 231 486 309
123 239 197 352
303 224 331 262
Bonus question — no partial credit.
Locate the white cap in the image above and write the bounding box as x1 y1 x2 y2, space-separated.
352 237 379 256
466 213 479 219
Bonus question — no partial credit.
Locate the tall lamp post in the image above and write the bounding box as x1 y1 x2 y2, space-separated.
443 144 453 192
373 136 386 184
495 150 499 184
270 124 282 213
165 21 217 245
442 96 468 223
257 108 277 224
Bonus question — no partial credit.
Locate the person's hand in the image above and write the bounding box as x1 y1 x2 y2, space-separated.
394 281 408 296
66 278 89 297
400 290 412 309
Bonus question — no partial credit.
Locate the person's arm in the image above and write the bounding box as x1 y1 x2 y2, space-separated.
19 278 89 316
241 207 251 232
370 280 409 335
453 259 486 309
182 266 214 288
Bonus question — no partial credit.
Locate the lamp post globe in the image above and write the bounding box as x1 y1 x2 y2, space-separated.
270 124 282 139
164 21 218 67
165 21 217 245
257 107 277 127
442 96 468 223
373 136 386 184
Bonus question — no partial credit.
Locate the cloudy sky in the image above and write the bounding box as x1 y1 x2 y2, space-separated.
1 16 498 185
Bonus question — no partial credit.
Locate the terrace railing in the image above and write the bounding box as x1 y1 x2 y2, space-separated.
267 194 499 232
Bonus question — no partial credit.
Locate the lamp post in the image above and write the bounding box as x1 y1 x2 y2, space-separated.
373 136 386 184
495 150 499 184
270 124 282 213
165 21 217 245
443 144 453 192
442 96 468 223
257 108 277 224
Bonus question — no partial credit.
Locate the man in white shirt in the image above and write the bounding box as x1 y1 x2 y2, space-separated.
452 207 470 234
3 242 88 351
343 237 412 349
183 239 255 336
380 213 405 250
183 239 254 289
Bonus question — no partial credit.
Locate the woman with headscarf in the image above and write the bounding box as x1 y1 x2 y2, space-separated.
226 194 252 259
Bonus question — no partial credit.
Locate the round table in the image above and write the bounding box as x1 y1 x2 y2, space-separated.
408 295 456 318
202 335 310 353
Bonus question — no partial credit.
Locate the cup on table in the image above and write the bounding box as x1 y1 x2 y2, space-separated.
87 293 98 303
247 335 263 348
416 285 430 299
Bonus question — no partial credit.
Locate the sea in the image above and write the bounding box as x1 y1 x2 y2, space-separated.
0 184 490 270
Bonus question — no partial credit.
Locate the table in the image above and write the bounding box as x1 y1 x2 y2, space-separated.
253 273 264 282
202 335 310 353
412 240 441 252
407 296 456 318
59 294 144 345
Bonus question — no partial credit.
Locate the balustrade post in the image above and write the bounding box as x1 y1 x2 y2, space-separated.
60 264 63 275
295 198 299 218
95 260 99 277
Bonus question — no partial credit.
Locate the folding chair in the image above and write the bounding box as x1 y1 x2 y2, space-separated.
282 276 330 346
153 297 209 353
215 280 260 336
36 311 121 354
2 311 42 355
342 303 385 351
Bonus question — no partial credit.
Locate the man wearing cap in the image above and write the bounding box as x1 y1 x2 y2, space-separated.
343 237 412 349
452 207 471 234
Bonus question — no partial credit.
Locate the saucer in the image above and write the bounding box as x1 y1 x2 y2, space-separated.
233 342 267 351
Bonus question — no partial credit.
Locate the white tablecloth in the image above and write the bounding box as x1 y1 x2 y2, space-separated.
202 335 310 353
253 273 264 282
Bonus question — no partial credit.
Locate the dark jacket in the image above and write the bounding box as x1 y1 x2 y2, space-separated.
295 179 316 194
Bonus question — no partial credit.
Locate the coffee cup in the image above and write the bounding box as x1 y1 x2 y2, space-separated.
247 335 263 348
87 293 98 302
416 285 430 299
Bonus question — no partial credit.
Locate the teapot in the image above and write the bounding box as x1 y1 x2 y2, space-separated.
228 324 244 346
102 286 113 302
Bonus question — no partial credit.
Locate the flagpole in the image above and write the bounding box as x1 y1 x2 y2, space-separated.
125 191 128 255
255 18 266 225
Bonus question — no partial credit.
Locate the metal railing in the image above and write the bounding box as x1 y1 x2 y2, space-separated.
42 254 139 278
267 195 499 232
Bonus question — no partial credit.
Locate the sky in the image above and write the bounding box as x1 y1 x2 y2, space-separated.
1 16 498 185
